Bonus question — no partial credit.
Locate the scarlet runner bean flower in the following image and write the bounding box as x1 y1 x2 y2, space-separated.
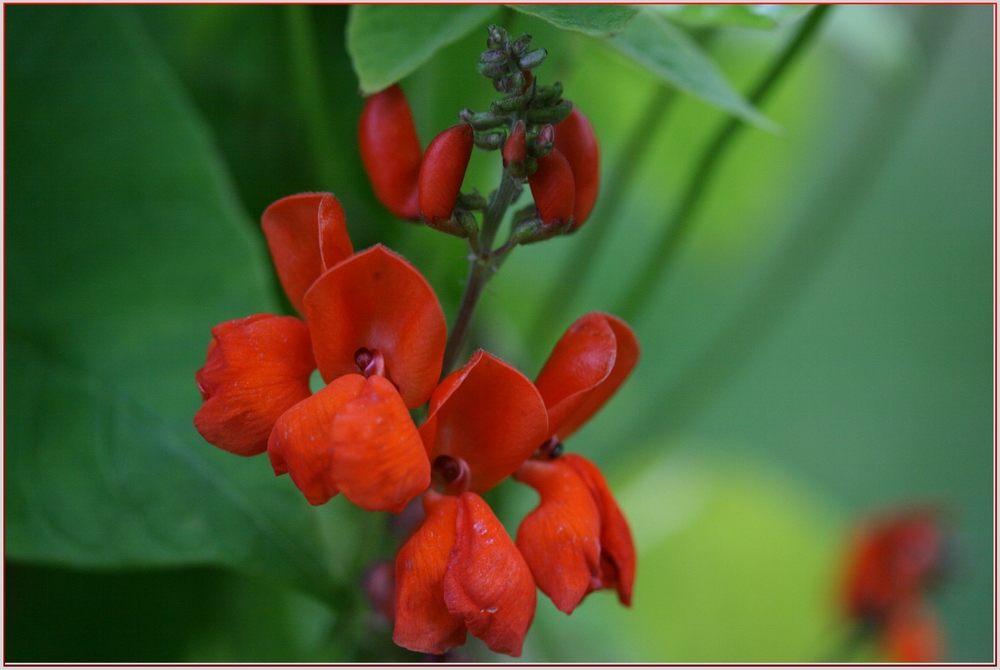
195 192 446 513
393 351 550 656
840 507 948 662
360 84 474 226
514 312 639 614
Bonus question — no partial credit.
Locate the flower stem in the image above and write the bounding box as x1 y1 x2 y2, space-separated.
527 83 679 342
441 171 523 375
614 4 833 322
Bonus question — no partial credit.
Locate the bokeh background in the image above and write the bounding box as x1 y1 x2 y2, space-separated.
5 4 994 663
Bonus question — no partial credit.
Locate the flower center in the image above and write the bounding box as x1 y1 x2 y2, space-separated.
432 455 471 495
354 347 386 378
534 435 564 460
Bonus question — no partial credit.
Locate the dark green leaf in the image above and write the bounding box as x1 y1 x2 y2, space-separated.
507 4 638 36
347 4 499 94
5 5 352 599
610 10 774 130
654 4 814 30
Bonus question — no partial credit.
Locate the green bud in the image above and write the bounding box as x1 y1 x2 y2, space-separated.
474 130 506 151
517 48 547 70
526 99 572 125
510 34 533 55
477 60 509 78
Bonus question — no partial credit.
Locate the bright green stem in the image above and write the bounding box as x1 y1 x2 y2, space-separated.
614 4 833 322
441 171 523 375
285 5 339 189
527 84 678 342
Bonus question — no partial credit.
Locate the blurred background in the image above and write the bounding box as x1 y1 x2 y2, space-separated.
5 4 994 663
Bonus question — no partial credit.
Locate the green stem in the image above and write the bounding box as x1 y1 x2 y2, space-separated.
285 5 339 189
441 259 491 375
441 172 523 375
614 4 833 322
527 83 678 342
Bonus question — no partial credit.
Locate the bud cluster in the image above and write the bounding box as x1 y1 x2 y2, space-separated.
359 25 601 255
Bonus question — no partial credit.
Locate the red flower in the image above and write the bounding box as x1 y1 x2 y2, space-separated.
392 350 549 655
360 85 474 225
840 507 948 662
393 490 537 657
513 312 639 613
553 108 600 228
358 85 423 221
195 193 446 512
842 508 945 621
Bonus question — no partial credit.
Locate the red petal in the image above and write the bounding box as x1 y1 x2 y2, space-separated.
393 492 466 654
359 85 423 220
528 149 575 227
563 454 636 607
514 458 602 614
267 375 428 511
884 601 943 663
327 375 430 512
536 313 639 440
420 351 549 493
267 375 364 505
303 245 446 408
419 124 474 223
444 493 536 656
841 508 945 619
194 315 314 457
261 193 353 313
554 108 600 228
503 120 527 166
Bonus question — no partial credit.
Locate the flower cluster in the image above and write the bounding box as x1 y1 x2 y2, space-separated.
359 30 598 243
195 25 635 659
194 192 637 655
840 507 949 662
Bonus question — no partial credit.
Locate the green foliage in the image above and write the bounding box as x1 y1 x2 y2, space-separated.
609 9 774 129
4 2 993 664
4 5 351 602
507 4 639 36
654 4 814 30
347 4 499 94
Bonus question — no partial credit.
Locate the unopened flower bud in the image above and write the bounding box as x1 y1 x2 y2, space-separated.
526 99 573 125
528 149 576 228
459 107 507 131
554 107 600 229
511 33 533 55
503 121 527 167
418 124 475 224
518 48 547 70
533 82 564 106
474 130 506 151
358 85 422 220
477 59 509 78
480 48 508 63
530 124 555 158
487 24 507 50
500 71 525 94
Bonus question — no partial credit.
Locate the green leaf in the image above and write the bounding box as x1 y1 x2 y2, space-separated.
5 5 351 599
610 10 775 130
653 4 814 30
347 4 499 94
507 4 638 36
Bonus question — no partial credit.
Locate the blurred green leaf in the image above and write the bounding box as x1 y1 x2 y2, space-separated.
507 4 638 36
609 10 774 130
653 4 814 30
617 452 842 662
5 5 350 600
347 4 499 95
